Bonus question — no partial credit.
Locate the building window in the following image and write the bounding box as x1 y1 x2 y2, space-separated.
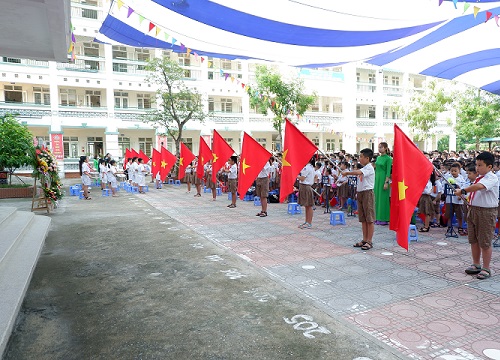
368 73 376 84
2 57 21 64
114 91 129 108
138 137 153 157
183 69 192 78
310 102 320 112
4 85 23 103
332 103 342 113
368 106 376 119
112 46 127 59
83 42 100 57
383 107 389 119
178 53 191 66
356 105 361 118
356 72 360 82
33 87 50 105
180 138 193 151
63 136 79 158
112 63 127 73
255 138 267 148
391 76 400 86
208 97 214 111
221 98 232 113
223 138 233 148
137 94 151 109
221 59 232 70
135 48 150 62
118 137 130 158
383 75 389 85
325 139 335 152
85 90 101 107
60 88 79 106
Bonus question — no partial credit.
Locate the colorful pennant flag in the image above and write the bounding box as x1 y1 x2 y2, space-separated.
279 119 318 203
486 11 493 23
211 130 235 183
127 7 134 18
238 133 272 200
160 147 177 181
178 142 196 179
473 6 480 18
197 136 212 179
389 125 434 251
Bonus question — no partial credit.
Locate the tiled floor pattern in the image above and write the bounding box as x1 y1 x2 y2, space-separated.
135 187 500 360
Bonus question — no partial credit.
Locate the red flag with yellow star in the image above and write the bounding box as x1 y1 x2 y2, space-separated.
390 124 433 250
211 130 235 184
197 137 211 179
178 142 196 179
123 148 132 169
160 147 177 181
238 132 272 200
279 119 318 203
151 148 161 178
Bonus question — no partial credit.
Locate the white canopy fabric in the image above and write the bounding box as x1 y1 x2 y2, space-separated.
96 0 500 94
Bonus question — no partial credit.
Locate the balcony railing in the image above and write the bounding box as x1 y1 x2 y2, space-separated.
57 58 104 73
70 3 105 21
0 57 49 67
303 113 343 124
58 106 109 118
0 102 52 118
357 84 376 93
383 86 403 97
115 107 150 121
355 120 377 127
208 112 243 124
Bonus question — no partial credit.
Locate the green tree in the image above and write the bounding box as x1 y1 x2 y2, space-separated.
248 65 316 148
454 87 500 150
142 57 206 158
394 80 453 141
0 113 35 185
437 134 469 152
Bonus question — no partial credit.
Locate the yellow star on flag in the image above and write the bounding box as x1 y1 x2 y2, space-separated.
282 149 291 167
152 161 156 167
201 156 204 164
179 157 184 166
212 152 219 163
161 160 167 168
398 180 408 200
242 158 250 175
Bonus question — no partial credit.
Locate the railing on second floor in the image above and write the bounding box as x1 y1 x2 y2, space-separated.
0 102 52 118
208 112 244 124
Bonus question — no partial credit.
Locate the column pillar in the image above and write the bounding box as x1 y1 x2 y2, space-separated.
105 126 120 160
341 64 357 154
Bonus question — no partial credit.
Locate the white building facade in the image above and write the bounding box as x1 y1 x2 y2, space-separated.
0 0 455 178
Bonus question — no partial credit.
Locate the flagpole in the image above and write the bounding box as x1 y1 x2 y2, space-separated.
316 149 341 172
432 164 468 205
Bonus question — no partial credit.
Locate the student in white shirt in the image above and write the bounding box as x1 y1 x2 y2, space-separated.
297 157 316 229
256 158 272 217
225 156 238 208
107 160 119 197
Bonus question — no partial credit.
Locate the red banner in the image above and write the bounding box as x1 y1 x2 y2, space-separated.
50 133 64 160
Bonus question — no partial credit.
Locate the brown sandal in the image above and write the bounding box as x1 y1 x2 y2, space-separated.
361 242 373 250
353 241 367 248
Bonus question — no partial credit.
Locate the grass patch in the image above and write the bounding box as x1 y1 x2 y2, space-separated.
0 184 31 188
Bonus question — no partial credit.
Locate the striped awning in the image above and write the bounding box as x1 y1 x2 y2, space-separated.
96 0 500 94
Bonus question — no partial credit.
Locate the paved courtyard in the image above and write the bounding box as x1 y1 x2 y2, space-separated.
141 183 500 360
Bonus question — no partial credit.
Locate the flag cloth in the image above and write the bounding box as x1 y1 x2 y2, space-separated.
123 148 132 169
160 147 177 181
151 148 161 178
211 130 235 183
139 149 149 163
279 119 318 203
178 142 196 180
389 124 434 251
238 132 272 200
131 148 140 160
197 137 212 179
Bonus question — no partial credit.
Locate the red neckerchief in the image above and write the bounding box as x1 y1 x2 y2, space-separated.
469 175 484 205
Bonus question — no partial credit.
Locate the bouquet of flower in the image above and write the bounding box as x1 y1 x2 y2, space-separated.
33 146 64 201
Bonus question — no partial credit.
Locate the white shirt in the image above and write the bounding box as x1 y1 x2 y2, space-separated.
470 171 499 208
422 180 432 195
431 181 443 198
449 175 466 204
228 163 237 179
357 163 375 192
314 169 322 183
82 162 91 175
258 162 271 178
299 163 315 185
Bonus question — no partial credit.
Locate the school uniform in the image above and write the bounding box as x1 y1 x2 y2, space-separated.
137 164 146 186
467 171 499 248
357 163 375 223
227 163 238 193
99 163 108 184
108 165 118 189
81 162 91 186
256 162 271 199
418 181 434 216
336 174 349 198
449 175 466 227
298 163 315 207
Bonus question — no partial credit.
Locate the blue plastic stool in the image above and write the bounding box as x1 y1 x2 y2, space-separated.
70 186 79 196
174 180 181 186
330 211 346 225
287 203 301 214
216 187 222 196
289 194 297 203
228 193 234 200
168 179 174 184
254 196 261 206
79 190 85 199
244 194 253 201
409 224 419 242
131 186 139 193
74 184 82 191
203 186 210 193
93 179 101 186
102 188 110 197
143 185 149 192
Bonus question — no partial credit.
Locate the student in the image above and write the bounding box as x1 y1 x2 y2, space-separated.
136 158 147 193
184 161 193 193
448 162 467 235
99 159 108 190
107 160 119 197
125 158 133 182
418 172 435 232
256 157 272 217
297 157 316 229
225 155 238 208
205 161 216 201
454 152 499 280
79 156 92 200
192 157 202 197
335 161 349 210
342 148 375 250
130 157 139 186
430 172 443 227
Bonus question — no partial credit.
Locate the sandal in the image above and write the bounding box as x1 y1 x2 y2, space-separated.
228 204 236 208
477 268 491 280
299 222 312 229
361 242 373 250
353 241 367 248
84 196 92 200
430 222 439 228
458 228 465 236
419 227 430 232
256 211 263 216
194 194 201 197
258 211 267 217
465 264 482 274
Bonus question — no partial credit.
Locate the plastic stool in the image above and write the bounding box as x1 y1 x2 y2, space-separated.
254 196 261 206
289 194 297 203
168 179 174 184
228 193 233 200
244 194 253 201
131 186 139 193
203 186 210 193
174 180 181 186
79 190 85 199
409 224 419 242
143 185 149 192
102 188 110 197
216 187 222 196
70 186 78 196
330 211 346 225
74 184 82 190
287 203 301 214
